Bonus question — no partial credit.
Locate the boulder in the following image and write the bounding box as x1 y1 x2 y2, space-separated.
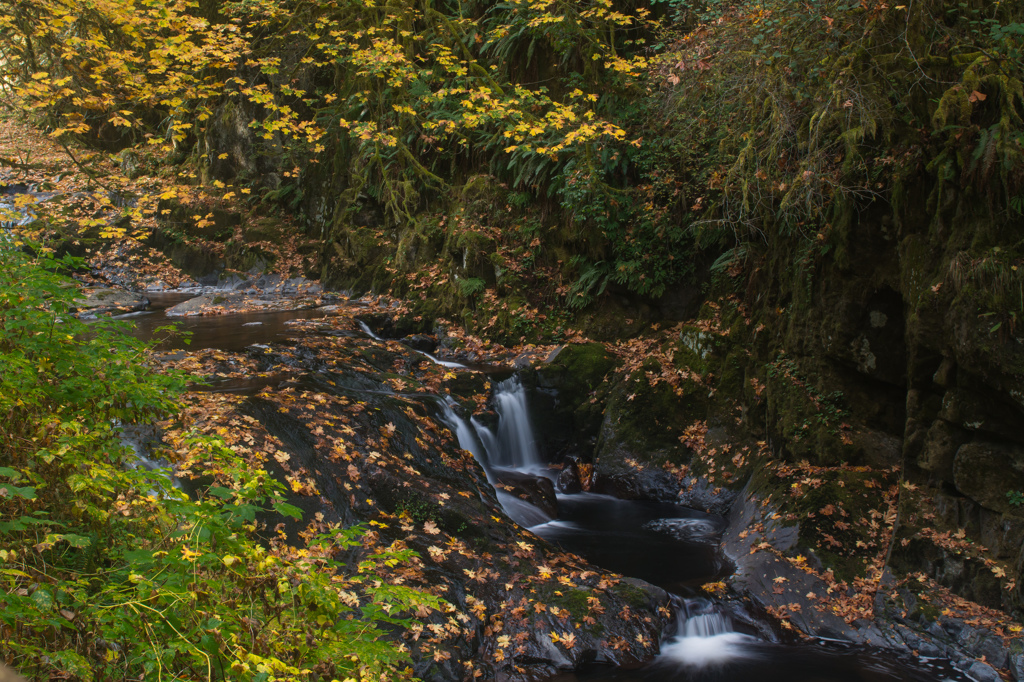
489 467 558 519
917 419 970 481
953 441 1024 515
75 288 148 316
165 292 321 317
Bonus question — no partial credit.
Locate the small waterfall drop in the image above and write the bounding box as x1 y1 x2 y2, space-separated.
487 376 541 470
357 319 383 341
438 376 553 527
682 611 732 638
439 396 489 462
659 599 757 668
470 416 501 464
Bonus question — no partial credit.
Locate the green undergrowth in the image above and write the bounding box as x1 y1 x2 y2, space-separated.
0 245 437 681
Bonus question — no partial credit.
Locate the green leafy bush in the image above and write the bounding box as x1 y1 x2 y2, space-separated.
0 246 437 681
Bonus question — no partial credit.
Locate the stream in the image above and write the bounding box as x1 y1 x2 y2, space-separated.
123 294 973 682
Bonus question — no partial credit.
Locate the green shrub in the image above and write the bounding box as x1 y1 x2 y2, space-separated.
0 245 437 681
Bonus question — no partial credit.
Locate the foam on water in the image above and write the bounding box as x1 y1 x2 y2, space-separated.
644 517 721 542
659 632 757 667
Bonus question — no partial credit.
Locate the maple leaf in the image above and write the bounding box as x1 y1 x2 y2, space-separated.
423 520 441 535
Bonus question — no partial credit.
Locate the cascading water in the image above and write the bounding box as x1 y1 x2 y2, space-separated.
114 308 977 682
439 396 487 462
491 376 541 468
438 389 554 528
658 598 756 668
467 375 541 471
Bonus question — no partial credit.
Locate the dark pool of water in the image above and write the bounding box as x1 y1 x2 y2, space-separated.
118 292 330 352
531 493 731 593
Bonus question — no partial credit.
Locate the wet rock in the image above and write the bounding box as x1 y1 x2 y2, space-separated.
531 342 619 456
556 457 593 494
1010 652 1024 682
965 660 1001 682
592 369 710 502
402 333 438 352
75 288 148 316
168 330 670 680
490 468 558 518
165 292 321 317
955 626 1010 669
356 311 433 338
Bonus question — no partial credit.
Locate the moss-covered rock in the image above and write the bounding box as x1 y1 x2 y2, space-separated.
953 441 1024 516
528 343 621 459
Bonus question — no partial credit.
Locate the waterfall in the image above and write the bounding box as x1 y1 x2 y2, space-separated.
438 378 542 472
658 598 756 667
682 612 733 638
486 376 541 470
470 417 500 464
357 320 383 341
438 377 553 527
439 396 486 461
441 375 540 472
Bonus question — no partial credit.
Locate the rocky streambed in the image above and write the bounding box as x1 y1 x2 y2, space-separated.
111 288 1022 682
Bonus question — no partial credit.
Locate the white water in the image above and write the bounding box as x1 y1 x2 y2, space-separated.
440 397 487 461
438 369 769 670
482 376 541 469
357 320 383 340
438 379 552 526
658 602 758 667
660 632 755 666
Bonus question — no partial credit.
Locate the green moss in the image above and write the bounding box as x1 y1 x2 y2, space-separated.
613 582 654 611
553 343 618 391
535 584 605 635
596 369 706 469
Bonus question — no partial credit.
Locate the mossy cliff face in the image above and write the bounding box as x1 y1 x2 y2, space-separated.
724 188 1024 621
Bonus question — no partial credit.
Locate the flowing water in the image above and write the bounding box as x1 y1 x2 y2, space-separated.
446 376 973 682
121 299 974 682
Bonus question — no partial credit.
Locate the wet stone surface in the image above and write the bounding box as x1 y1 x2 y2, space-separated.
155 309 672 680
